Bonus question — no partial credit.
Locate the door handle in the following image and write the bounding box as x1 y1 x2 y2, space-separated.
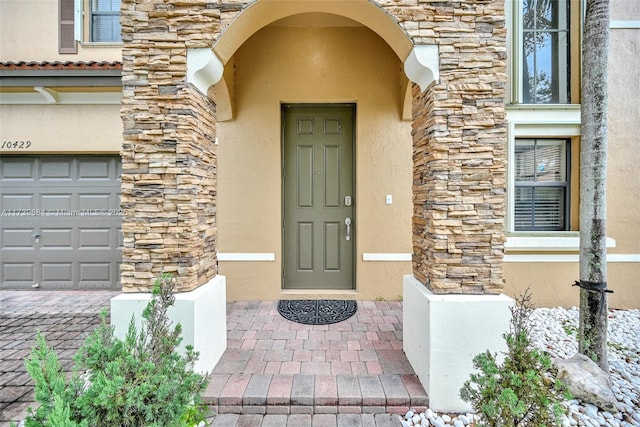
32 233 40 243
345 217 351 241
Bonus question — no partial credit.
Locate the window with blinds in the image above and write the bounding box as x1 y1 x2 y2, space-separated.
91 0 121 42
514 138 569 231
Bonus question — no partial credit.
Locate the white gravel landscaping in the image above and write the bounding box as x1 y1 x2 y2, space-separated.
401 307 640 427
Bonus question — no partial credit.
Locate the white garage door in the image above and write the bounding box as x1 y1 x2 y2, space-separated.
1 156 122 290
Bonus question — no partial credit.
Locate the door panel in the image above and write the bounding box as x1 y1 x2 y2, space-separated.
297 146 314 207
324 222 341 271
283 105 354 290
324 146 341 207
298 222 314 271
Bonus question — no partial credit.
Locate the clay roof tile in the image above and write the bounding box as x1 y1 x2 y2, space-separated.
0 61 122 70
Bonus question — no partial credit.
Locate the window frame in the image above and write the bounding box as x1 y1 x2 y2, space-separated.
507 0 583 106
73 0 123 45
514 138 571 231
89 0 122 43
505 106 581 234
522 0 571 103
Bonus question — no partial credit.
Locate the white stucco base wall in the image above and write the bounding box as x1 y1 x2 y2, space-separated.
403 275 513 412
110 275 227 374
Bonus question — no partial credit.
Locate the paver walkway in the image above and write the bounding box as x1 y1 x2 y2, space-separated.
0 292 422 427
205 300 427 420
204 300 426 426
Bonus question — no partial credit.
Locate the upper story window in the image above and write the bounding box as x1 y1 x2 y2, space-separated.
509 0 580 105
90 0 122 43
59 0 122 51
522 0 571 103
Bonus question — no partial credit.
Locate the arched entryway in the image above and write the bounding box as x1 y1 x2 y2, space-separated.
185 2 439 301
211 10 420 300
116 0 509 411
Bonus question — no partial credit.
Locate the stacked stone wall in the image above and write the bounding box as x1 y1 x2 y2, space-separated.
409 1 507 294
120 0 220 292
119 0 506 294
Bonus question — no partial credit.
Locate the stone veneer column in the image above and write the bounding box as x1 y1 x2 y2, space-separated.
119 0 223 292
409 0 507 294
114 0 230 373
402 4 511 410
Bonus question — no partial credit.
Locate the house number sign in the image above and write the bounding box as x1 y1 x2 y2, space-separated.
2 140 32 149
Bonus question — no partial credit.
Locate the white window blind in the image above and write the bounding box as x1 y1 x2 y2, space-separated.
514 139 569 230
91 0 121 42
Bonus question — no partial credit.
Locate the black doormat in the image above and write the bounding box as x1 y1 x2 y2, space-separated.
277 300 357 325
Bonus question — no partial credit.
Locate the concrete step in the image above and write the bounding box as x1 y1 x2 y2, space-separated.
203 373 428 416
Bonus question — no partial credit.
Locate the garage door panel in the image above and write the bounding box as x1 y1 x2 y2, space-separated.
2 229 36 248
1 158 35 180
41 263 73 281
78 193 111 210
40 194 73 210
40 228 73 249
40 159 73 180
79 228 112 248
1 155 122 290
80 263 111 282
78 160 111 181
77 159 120 181
1 194 34 210
3 262 35 280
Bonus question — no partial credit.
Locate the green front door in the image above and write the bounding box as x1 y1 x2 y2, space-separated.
283 105 355 290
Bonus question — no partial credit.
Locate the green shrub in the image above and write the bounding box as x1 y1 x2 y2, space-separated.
24 274 209 427
459 289 571 427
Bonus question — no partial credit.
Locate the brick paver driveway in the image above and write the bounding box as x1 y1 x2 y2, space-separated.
0 290 117 425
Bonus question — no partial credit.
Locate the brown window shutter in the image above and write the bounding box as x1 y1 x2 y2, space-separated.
59 0 77 54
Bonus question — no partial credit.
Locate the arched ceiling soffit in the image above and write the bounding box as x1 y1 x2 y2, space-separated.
213 0 414 64
191 0 439 120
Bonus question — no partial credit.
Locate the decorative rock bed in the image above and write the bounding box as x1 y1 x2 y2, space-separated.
400 307 640 427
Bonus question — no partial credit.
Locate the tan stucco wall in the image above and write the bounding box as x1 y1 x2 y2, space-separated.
607 28 640 258
505 262 579 307
593 5 640 309
0 0 121 62
217 24 413 301
505 263 638 310
0 104 122 153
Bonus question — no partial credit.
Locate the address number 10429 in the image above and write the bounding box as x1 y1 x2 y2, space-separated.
2 141 32 149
